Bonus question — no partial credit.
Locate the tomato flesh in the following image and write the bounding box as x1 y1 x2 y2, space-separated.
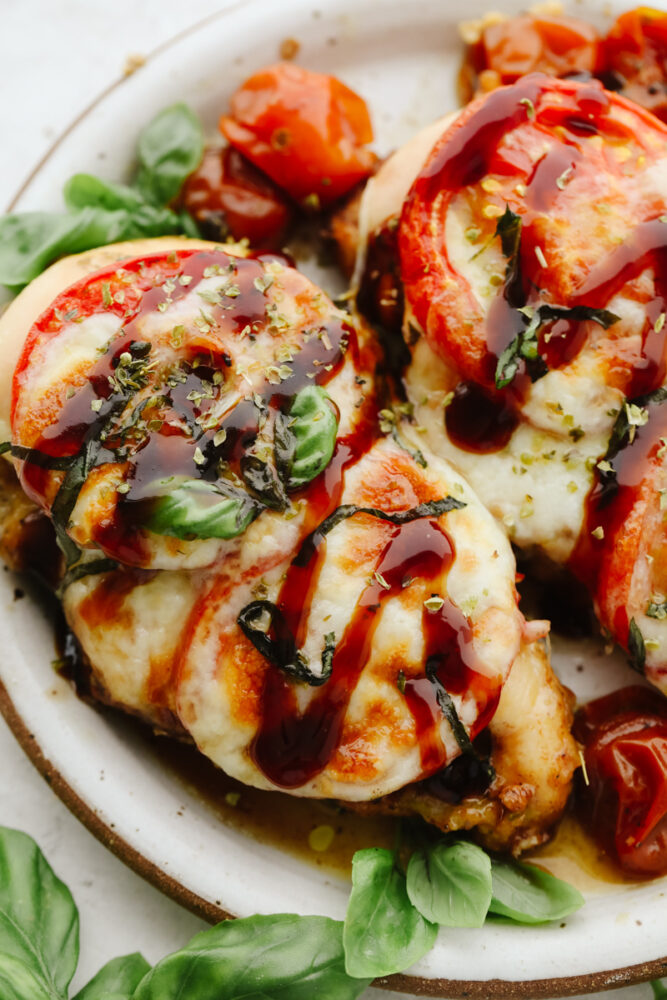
575 686 667 876
219 62 375 207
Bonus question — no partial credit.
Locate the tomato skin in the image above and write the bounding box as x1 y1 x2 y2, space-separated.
478 15 602 84
603 8 667 124
219 63 375 207
575 686 667 877
180 146 293 248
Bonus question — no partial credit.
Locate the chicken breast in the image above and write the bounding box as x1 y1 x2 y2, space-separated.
348 76 667 693
2 239 542 807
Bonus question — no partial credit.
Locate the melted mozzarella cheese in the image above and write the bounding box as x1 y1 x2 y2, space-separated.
176 437 524 800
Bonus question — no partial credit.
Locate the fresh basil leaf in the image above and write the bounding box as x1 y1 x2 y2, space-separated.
344 848 437 978
0 953 53 1000
406 841 492 927
72 953 150 1000
628 617 646 673
276 386 339 490
0 205 191 289
0 826 79 997
63 175 146 213
495 205 523 301
133 914 370 1000
489 858 584 924
651 979 667 1000
135 103 204 206
146 479 260 540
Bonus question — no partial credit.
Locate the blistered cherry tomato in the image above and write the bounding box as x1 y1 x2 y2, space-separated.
181 146 293 248
604 7 667 123
462 14 601 100
574 686 667 877
219 63 375 207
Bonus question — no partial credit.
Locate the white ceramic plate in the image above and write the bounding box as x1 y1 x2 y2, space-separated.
2 0 667 995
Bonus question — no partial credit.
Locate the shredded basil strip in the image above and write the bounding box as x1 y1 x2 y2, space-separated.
240 454 289 511
647 601 667 620
628 617 646 673
425 657 482 760
295 496 466 567
495 304 619 390
607 386 667 459
237 601 335 687
492 204 620 389
391 424 427 469
237 497 465 687
495 205 523 305
58 557 120 595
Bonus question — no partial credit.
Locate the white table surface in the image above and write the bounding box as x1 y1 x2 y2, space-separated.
0 2 659 998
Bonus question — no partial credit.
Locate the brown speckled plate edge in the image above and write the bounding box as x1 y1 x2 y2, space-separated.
2 2 667 996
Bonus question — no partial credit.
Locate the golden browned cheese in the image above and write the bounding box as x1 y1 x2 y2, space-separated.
349 641 579 856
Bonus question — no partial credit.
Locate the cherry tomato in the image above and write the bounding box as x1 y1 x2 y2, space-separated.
219 63 375 207
180 146 293 249
604 8 667 123
574 686 667 877
477 15 602 85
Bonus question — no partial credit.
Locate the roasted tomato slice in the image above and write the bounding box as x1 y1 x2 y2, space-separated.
575 685 667 877
180 146 293 248
219 62 375 207
604 7 667 123
11 245 358 571
399 75 667 396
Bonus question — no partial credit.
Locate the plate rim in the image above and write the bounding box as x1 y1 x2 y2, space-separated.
2 1 667 995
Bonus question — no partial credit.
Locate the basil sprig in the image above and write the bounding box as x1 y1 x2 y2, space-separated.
145 479 261 541
0 104 203 290
0 826 371 1000
342 835 584 978
0 823 585 996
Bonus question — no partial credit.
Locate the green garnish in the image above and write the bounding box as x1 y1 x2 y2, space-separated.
0 104 204 290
